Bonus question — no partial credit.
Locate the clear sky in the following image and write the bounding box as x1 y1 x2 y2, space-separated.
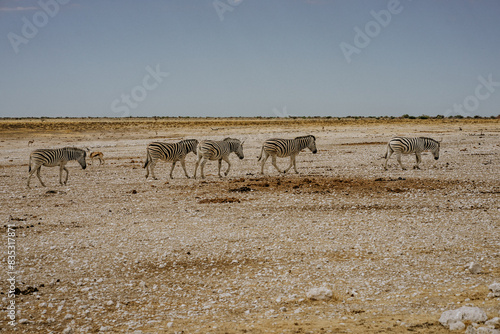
1 0 499 118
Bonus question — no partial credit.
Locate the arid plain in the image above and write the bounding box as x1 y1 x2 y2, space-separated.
0 118 499 333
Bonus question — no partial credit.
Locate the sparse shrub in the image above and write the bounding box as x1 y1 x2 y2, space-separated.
418 115 430 119
402 114 410 118
436 115 444 119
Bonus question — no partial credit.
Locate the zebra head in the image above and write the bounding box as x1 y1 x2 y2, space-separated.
182 139 199 155
432 140 440 160
307 135 318 154
224 138 244 160
77 149 87 169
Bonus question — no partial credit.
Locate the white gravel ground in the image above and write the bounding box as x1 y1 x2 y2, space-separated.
0 118 499 333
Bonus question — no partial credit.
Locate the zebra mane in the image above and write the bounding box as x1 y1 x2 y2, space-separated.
419 137 439 144
65 147 86 152
62 147 86 156
294 135 316 141
223 137 240 142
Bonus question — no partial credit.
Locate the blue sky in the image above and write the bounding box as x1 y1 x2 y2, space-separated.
1 0 499 118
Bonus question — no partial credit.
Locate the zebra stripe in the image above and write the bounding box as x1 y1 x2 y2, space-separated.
143 139 198 179
28 147 87 187
258 135 317 174
194 138 244 178
384 136 440 170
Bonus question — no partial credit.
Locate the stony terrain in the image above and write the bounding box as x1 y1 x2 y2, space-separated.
0 118 499 333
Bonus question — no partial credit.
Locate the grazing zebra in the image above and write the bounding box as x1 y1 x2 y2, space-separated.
384 136 440 170
27 147 87 187
258 135 317 174
90 151 105 166
143 139 199 179
194 138 244 179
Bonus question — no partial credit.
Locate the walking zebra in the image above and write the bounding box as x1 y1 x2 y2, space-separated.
258 135 317 174
143 139 198 179
194 138 244 179
384 136 440 170
27 147 87 187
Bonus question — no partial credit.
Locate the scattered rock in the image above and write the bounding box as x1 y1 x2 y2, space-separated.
440 306 488 330
62 327 73 334
306 287 333 300
450 321 466 331
468 262 483 274
485 317 500 327
476 328 500 334
488 283 500 297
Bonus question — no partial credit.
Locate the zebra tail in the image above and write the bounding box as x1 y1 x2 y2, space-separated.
257 146 264 161
143 151 150 169
383 144 389 159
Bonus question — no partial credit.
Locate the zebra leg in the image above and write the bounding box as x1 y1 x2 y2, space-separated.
62 166 70 185
384 146 393 170
27 165 39 187
218 159 223 177
260 152 269 175
223 156 231 176
36 167 46 187
180 158 190 178
284 155 295 174
170 161 177 179
396 152 406 170
292 155 299 174
200 158 208 179
414 153 421 169
59 164 64 185
271 155 282 174
193 156 202 179
149 160 158 180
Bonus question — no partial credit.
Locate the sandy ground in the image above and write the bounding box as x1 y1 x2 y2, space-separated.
0 118 499 333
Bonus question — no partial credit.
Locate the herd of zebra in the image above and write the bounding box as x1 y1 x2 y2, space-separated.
26 135 441 187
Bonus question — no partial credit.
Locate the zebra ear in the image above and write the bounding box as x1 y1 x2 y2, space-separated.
241 140 245 145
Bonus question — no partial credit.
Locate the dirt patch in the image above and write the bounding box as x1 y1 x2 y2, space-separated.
198 197 241 204
221 175 460 195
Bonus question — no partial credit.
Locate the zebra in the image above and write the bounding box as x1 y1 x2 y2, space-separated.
194 138 244 179
384 136 440 170
143 139 198 179
27 147 87 187
258 135 317 174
